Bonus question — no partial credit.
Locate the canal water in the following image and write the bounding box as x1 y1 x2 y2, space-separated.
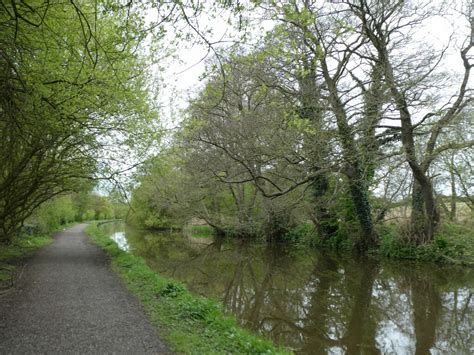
100 222 474 354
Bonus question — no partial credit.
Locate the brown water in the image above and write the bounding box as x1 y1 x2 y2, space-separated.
101 222 474 354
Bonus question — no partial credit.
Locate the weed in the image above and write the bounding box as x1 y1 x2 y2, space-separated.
159 282 186 298
375 221 474 266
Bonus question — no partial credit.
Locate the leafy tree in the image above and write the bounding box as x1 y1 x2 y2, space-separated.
219 0 474 248
181 53 315 238
0 0 155 242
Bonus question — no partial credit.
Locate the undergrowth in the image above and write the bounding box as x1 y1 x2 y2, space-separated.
86 223 290 354
184 225 215 238
375 222 474 266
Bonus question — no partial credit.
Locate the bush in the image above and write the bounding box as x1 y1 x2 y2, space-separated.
376 221 474 265
159 282 186 298
178 296 220 321
284 223 314 243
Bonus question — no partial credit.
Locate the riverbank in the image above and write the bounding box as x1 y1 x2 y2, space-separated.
375 221 474 266
86 223 289 354
134 219 474 269
265 220 474 266
183 221 474 266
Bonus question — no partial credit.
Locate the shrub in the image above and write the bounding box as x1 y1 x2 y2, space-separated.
159 282 186 298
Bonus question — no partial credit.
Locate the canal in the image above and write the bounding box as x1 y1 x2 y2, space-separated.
100 222 474 354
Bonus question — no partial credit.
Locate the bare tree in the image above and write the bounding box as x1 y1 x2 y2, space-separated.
349 0 473 242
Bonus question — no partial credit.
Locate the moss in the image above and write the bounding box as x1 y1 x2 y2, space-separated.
86 223 291 354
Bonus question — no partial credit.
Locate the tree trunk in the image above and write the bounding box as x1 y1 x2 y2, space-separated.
321 61 378 252
310 175 338 242
449 164 457 221
348 177 378 252
297 61 338 243
411 181 425 241
410 176 439 244
377 45 439 244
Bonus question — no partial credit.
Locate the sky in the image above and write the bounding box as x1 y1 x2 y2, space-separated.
150 1 471 131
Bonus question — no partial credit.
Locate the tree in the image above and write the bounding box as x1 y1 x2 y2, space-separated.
128 151 188 230
230 2 390 250
181 52 316 238
0 0 155 242
349 0 473 242
222 0 474 247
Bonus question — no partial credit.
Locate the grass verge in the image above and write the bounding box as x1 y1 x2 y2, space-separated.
86 223 290 354
0 234 52 288
0 221 81 288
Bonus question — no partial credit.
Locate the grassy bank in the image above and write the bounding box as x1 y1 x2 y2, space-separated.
184 220 474 267
268 220 474 266
0 234 52 289
376 222 474 266
86 223 289 354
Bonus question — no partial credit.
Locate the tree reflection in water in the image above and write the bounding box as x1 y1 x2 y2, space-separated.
107 223 474 354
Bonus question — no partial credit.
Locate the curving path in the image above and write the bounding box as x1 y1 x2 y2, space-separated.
0 223 170 354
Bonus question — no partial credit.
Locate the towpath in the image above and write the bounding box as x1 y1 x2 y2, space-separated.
0 223 169 354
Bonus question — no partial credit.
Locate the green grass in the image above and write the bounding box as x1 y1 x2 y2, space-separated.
86 223 290 354
0 234 52 288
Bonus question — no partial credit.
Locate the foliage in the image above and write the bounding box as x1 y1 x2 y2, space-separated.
26 192 124 235
376 222 474 265
184 225 215 238
282 223 314 245
127 151 189 229
28 196 77 234
159 282 186 298
0 0 155 242
86 223 290 354
193 0 473 250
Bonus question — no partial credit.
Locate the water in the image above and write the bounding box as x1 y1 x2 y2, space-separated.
100 222 474 354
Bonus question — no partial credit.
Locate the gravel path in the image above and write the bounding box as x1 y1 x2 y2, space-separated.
0 223 170 354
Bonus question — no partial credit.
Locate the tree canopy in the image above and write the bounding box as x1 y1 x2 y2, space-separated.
0 0 156 241
1 0 473 252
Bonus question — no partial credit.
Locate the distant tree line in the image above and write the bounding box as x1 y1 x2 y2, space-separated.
27 191 126 235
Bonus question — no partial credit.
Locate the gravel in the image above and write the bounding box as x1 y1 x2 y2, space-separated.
0 223 170 354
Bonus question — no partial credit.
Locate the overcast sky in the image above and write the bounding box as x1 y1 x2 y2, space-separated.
148 1 471 132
